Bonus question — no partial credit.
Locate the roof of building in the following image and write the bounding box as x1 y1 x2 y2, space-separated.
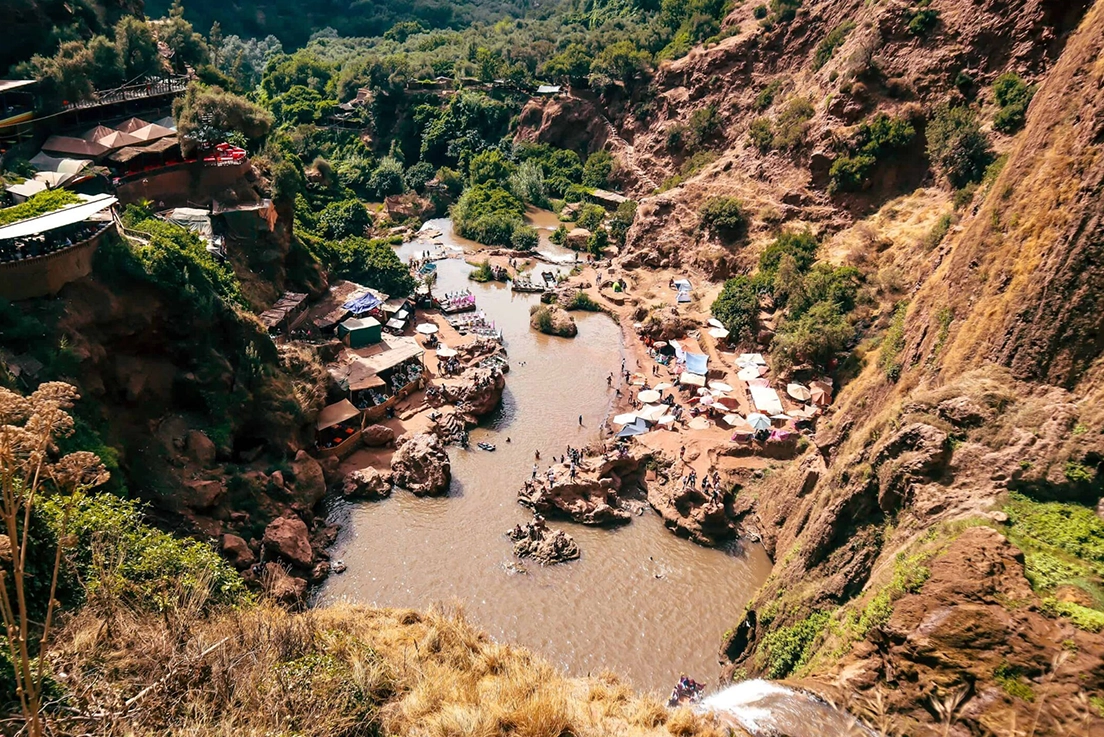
316 399 361 430
356 336 425 374
131 122 175 141
536 85 562 94
107 136 180 163
0 194 117 241
116 117 151 133
342 316 381 330
0 80 36 94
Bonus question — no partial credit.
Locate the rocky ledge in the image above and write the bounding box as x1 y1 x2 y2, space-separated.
647 481 736 547
518 446 648 525
507 517 580 565
391 432 451 496
431 365 507 418
529 304 578 338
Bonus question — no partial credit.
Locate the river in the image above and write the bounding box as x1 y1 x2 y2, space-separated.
318 214 773 693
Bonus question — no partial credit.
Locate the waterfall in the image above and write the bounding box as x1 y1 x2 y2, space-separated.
699 679 876 736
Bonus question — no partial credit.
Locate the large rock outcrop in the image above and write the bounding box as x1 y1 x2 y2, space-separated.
647 482 736 546
262 514 314 568
391 433 451 496
341 467 393 500
508 520 580 565
432 366 506 417
529 304 577 338
518 449 647 525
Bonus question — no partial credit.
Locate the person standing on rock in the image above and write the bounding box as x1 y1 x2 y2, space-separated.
532 464 538 479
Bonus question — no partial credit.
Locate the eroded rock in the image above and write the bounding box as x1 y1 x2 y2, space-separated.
262 514 313 568
391 433 451 496
220 533 255 569
341 467 393 500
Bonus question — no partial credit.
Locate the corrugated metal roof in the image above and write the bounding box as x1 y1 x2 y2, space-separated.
0 194 117 240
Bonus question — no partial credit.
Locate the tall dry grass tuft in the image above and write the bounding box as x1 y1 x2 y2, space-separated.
0 382 109 737
47 598 734 737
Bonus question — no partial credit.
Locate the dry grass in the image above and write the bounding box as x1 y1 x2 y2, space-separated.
46 599 740 737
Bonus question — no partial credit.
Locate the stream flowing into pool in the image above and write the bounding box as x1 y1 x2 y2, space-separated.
318 215 773 693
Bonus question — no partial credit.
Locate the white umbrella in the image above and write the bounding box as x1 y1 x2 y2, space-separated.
638 389 661 404
708 327 730 340
654 382 674 391
786 383 812 402
436 347 457 358
416 323 439 335
688 416 711 430
721 413 743 427
613 413 638 426
709 381 734 393
708 318 724 329
697 387 712 396
746 413 771 431
653 341 668 349
657 414 677 425
637 404 668 422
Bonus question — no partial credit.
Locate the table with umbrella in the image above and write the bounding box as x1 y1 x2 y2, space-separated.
637 389 661 404
415 323 439 335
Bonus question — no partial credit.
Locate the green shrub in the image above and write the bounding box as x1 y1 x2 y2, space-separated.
567 290 601 311
330 236 415 296
469 259 494 282
550 224 568 245
468 149 516 186
582 150 614 188
753 4 768 19
749 117 774 151
42 493 246 611
908 2 939 36
0 189 82 225
608 200 637 245
711 275 759 343
829 113 915 192
994 662 1036 701
759 229 819 276
772 97 815 149
452 183 525 247
926 103 993 189
760 610 830 679
992 72 1035 134
318 199 371 239
1041 598 1104 633
687 104 721 148
575 203 607 231
753 79 785 111
699 196 747 240
586 227 609 255
770 301 854 373
813 21 855 70
504 223 535 252
828 154 877 193
878 301 909 381
1006 491 1104 567
768 0 801 23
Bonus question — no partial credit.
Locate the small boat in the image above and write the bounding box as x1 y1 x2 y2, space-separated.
478 442 496 451
667 676 705 708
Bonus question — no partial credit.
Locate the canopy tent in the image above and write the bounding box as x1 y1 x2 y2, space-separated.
42 136 108 158
657 414 677 425
617 418 650 438
737 353 767 366
82 125 117 142
715 396 741 411
679 372 706 387
749 385 785 415
5 180 48 199
0 194 117 241
153 116 177 131
673 279 692 291
329 359 387 391
613 412 639 426
676 291 691 304
811 385 830 406
684 352 709 375
316 399 361 430
708 327 730 340
721 413 746 428
116 117 151 133
637 404 667 423
131 122 175 141
709 381 733 393
359 337 425 373
95 130 142 149
32 170 79 188
637 389 661 404
746 413 771 431
385 318 405 330
28 152 90 174
786 383 812 402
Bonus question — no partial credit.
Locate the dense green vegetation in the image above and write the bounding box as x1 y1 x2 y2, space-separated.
992 72 1035 134
926 103 993 189
0 189 81 226
828 113 915 193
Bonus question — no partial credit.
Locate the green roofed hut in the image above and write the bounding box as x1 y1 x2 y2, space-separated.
339 316 382 348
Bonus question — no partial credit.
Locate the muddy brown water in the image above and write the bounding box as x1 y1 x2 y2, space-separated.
318 216 773 693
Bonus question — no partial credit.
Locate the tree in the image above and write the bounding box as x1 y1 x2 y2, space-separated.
992 73 1035 134
608 200 637 246
582 150 614 188
509 161 549 208
318 199 371 239
208 22 223 66
759 230 819 276
174 83 273 155
576 204 606 231
384 20 426 43
511 223 539 251
261 51 335 97
404 161 436 193
87 35 124 89
331 237 416 296
711 276 759 344
161 0 210 72
589 41 650 88
269 85 333 125
115 16 162 79
369 157 406 197
451 184 525 247
468 149 516 186
770 302 854 372
541 43 591 83
926 103 992 189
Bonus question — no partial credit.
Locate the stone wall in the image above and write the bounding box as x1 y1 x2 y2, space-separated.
115 161 251 209
0 224 112 301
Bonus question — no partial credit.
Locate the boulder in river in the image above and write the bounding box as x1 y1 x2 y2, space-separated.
519 447 648 525
508 520 580 565
530 304 577 338
648 483 735 547
341 467 393 500
391 432 451 496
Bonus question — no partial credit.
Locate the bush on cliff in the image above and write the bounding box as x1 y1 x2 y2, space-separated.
0 189 82 226
711 275 759 344
699 196 747 241
927 103 993 189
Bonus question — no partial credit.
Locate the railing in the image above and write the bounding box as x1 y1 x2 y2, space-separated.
63 77 189 111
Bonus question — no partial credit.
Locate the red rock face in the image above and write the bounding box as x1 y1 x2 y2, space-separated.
263 514 314 569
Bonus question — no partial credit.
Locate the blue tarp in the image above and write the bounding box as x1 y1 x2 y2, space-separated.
685 352 709 375
343 292 383 315
617 418 649 438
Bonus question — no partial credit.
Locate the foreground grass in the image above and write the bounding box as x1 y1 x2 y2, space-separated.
48 599 734 737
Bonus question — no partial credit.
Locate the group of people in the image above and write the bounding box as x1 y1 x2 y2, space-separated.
509 514 548 541
1 220 111 263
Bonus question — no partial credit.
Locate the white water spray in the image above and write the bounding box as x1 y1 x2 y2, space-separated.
699 680 876 736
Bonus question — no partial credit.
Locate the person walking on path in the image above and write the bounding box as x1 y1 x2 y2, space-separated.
578 415 583 426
